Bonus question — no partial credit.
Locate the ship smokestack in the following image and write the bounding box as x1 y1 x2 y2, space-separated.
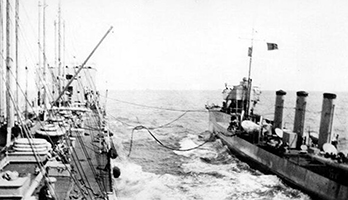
293 91 308 149
318 93 336 149
274 90 286 129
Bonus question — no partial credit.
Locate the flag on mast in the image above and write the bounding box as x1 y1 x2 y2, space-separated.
267 43 278 50
248 47 253 57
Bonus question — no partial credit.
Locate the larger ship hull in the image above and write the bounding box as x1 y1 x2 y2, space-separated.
209 109 348 200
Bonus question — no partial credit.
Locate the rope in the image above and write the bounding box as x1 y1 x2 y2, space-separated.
77 73 114 197
70 69 111 197
107 111 189 129
71 80 107 196
128 125 211 157
148 111 188 129
70 143 93 198
75 129 105 195
92 103 109 195
5 5 109 198
7 64 99 199
104 95 207 113
6 82 62 199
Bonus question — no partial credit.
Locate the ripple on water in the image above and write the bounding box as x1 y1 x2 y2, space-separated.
109 90 313 200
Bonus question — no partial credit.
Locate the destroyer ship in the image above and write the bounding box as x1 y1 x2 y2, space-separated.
0 1 118 199
206 46 348 200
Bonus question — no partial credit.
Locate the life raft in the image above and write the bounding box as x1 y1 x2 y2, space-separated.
48 116 64 122
40 124 58 131
36 125 66 137
13 138 51 153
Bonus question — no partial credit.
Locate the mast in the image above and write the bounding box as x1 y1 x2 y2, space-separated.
62 20 65 102
0 0 5 122
6 0 15 146
246 29 254 117
37 0 41 106
51 26 113 106
15 0 18 121
42 0 47 110
53 1 62 106
57 1 62 97
54 20 57 99
37 0 48 108
25 66 28 119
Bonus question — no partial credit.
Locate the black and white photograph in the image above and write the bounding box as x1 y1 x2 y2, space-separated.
0 0 347 200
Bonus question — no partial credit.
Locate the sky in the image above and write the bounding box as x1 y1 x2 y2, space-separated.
15 0 348 91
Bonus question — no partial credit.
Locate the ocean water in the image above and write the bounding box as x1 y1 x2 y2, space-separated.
105 90 348 200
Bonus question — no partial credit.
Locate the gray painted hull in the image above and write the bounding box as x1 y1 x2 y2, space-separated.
209 110 348 200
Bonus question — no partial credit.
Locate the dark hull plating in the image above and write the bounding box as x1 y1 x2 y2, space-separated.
209 110 348 200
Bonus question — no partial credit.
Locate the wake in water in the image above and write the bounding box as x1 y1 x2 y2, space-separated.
106 90 311 200
110 122 310 200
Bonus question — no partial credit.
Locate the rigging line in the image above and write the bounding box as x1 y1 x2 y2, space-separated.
80 67 96 91
83 124 107 132
59 138 100 199
52 156 89 200
66 66 109 194
4 68 56 147
78 125 102 131
19 1 41 45
7 66 59 145
8 71 94 199
70 152 90 198
85 70 97 91
69 69 98 131
73 68 101 111
10 10 100 200
71 76 100 128
9 81 89 200
52 26 113 106
128 125 211 157
19 130 57 198
75 127 106 195
86 110 107 180
103 95 207 113
10 29 35 69
7 60 56 116
16 64 57 109
7 75 57 170
72 120 103 198
149 111 188 129
107 111 188 130
70 137 96 199
9 90 60 200
73 76 102 127
8 63 99 197
34 67 56 101
16 19 39 65
92 101 112 194
87 116 108 196
74 69 95 103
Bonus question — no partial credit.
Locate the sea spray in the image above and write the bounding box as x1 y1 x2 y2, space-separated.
107 90 318 199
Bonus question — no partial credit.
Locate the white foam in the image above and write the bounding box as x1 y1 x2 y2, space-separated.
173 136 200 157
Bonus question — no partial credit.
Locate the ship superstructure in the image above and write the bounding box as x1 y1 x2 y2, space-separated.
207 44 348 200
0 1 118 199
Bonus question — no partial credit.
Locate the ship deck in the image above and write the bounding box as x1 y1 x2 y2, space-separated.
210 109 348 200
70 111 112 200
